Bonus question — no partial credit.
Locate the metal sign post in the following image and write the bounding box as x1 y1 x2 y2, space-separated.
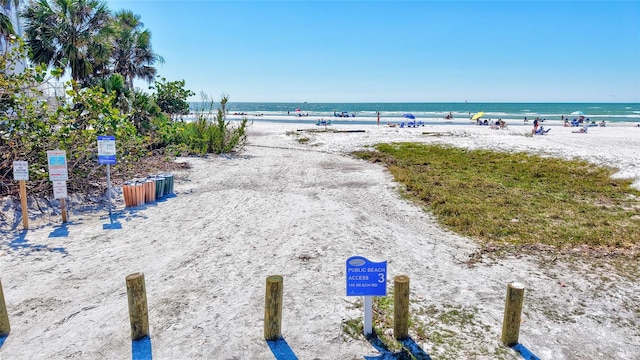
98 136 117 227
346 256 388 336
106 164 112 217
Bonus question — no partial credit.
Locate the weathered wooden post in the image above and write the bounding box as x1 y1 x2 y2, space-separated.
501 282 525 346
0 277 10 336
13 161 30 229
19 180 28 230
126 273 149 340
264 275 283 340
60 198 68 223
394 275 410 340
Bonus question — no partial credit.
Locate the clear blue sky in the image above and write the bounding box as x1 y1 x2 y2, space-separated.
105 0 640 102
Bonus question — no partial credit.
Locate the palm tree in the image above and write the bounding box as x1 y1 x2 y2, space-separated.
1 1 19 55
21 0 112 84
111 9 162 89
0 13 15 45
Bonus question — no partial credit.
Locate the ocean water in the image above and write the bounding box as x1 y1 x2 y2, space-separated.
189 102 640 125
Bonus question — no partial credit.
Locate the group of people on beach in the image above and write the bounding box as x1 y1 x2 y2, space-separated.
476 118 506 128
333 111 356 118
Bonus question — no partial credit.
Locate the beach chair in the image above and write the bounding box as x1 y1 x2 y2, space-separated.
535 126 551 135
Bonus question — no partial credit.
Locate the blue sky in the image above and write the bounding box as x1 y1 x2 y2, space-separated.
105 0 640 102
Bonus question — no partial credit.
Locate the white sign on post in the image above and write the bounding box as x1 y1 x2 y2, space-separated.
47 150 68 181
346 256 388 336
13 161 29 181
97 136 117 165
52 181 68 199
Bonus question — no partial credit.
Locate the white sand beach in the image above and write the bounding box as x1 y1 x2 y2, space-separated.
1 121 639 359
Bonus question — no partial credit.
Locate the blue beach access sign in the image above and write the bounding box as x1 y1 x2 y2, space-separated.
97 135 116 165
346 256 387 296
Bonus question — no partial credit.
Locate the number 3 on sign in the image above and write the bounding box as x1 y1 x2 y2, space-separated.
378 273 385 283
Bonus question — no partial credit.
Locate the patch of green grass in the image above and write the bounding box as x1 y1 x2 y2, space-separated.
341 295 516 359
353 143 640 252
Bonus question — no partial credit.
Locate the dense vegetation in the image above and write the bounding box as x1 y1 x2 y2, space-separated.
0 1 249 198
354 143 640 252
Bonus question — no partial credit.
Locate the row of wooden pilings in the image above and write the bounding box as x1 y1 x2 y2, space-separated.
264 275 526 347
0 274 525 349
0 274 150 341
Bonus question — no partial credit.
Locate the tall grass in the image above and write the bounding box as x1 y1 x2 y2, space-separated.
354 143 640 250
177 94 249 155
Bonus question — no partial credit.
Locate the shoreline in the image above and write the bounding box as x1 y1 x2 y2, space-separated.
191 113 640 128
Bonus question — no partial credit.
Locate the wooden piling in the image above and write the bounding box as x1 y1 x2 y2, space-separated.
126 273 149 340
0 277 10 336
60 198 68 223
264 275 283 340
123 185 129 207
19 180 28 230
393 275 410 340
501 282 525 346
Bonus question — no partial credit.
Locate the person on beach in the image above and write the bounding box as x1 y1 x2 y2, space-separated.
377 111 380 125
532 118 539 135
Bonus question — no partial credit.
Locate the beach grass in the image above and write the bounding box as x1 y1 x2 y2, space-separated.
353 143 640 253
342 292 513 359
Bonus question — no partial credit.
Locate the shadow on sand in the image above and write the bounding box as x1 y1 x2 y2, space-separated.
8 230 67 256
102 213 122 230
131 336 153 360
48 222 71 238
365 333 432 360
266 337 298 360
511 343 541 360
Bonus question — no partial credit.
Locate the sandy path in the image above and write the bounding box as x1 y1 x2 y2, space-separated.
0 122 639 359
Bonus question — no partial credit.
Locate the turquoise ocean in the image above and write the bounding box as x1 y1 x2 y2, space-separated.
190 102 640 126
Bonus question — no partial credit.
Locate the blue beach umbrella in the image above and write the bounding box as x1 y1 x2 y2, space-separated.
403 113 415 120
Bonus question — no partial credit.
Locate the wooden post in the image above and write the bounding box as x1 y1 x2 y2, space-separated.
19 180 28 230
393 275 410 340
0 277 10 336
60 198 68 223
501 282 525 346
126 273 149 340
264 275 283 340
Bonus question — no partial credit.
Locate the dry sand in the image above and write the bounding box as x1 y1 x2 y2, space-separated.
1 121 639 359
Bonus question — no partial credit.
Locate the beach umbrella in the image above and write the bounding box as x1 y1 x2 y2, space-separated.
403 113 415 120
471 111 484 120
571 111 584 116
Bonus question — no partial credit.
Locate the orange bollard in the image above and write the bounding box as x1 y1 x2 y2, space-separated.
123 184 131 207
137 182 144 206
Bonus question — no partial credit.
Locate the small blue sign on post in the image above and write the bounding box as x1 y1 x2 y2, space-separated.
97 135 116 165
346 256 387 296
